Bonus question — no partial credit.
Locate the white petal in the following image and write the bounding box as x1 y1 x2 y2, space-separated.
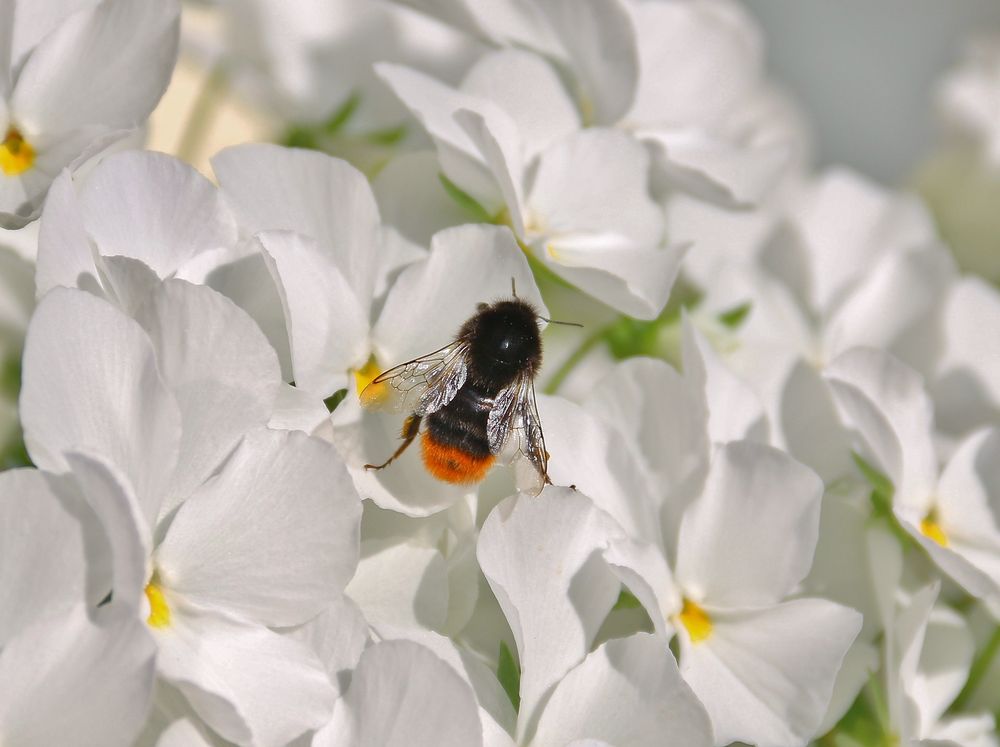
268 383 330 435
538 395 661 544
373 624 517 740
76 151 237 278
155 428 361 627
35 168 96 297
586 357 709 541
826 347 938 511
531 633 713 747
64 450 150 613
460 48 579 158
96 254 161 317
155 601 335 747
934 277 1000 435
0 604 156 747
825 245 955 361
903 523 1000 617
345 541 449 633
285 595 370 698
776 359 856 485
626 0 762 127
643 131 789 208
675 441 823 607
20 288 181 525
603 537 681 639
528 130 675 318
373 150 469 247
341 640 483 747
12 0 178 130
255 230 370 396
212 144 382 306
203 249 293 381
911 604 975 733
529 128 663 250
536 0 639 125
680 599 862 747
373 223 544 363
0 468 94 641
681 317 768 444
785 169 936 315
477 489 623 737
374 62 507 213
133 279 282 509
454 108 527 235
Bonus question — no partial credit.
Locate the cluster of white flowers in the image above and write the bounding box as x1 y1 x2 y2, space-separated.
1 1 1000 746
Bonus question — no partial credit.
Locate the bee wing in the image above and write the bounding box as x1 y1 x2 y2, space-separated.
361 341 469 415
488 375 549 496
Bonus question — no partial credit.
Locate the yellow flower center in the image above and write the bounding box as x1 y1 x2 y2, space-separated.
144 582 171 628
919 509 949 548
355 356 389 406
0 127 35 176
677 598 713 643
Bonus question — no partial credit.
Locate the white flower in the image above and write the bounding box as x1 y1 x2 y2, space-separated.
0 0 179 227
827 346 1000 618
376 58 679 318
19 285 362 745
869 528 999 747
0 465 156 746
604 441 862 746
316 639 486 747
937 35 1000 167
477 487 714 746
390 0 799 207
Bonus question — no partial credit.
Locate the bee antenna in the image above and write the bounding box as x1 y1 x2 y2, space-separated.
511 276 517 298
538 315 583 328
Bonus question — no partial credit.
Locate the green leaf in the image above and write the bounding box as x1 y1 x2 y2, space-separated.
0 356 20 400
366 124 407 146
324 92 362 134
324 389 348 413
438 173 493 223
718 301 752 329
497 641 521 712
282 125 322 151
613 587 642 610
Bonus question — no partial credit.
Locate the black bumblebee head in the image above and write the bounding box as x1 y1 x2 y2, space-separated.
459 298 542 392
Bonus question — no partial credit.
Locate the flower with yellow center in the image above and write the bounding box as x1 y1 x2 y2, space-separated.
144 582 171 628
677 598 713 643
919 508 949 548
0 0 180 229
0 127 35 176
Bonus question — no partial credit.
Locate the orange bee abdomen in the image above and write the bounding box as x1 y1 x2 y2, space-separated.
421 431 495 484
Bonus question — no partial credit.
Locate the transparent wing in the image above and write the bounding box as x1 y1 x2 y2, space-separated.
361 341 469 415
488 375 549 495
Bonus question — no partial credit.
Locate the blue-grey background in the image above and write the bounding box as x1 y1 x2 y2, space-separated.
744 1 1000 183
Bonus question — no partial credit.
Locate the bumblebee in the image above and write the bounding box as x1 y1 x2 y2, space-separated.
361 290 555 493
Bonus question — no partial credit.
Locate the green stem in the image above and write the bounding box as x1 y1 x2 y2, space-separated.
176 63 227 164
950 624 1000 713
543 324 609 395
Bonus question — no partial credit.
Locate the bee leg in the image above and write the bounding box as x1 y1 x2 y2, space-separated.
364 415 422 471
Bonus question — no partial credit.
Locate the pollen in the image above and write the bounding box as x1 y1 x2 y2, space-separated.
421 431 495 484
0 127 35 176
144 582 171 628
919 510 949 548
355 356 386 404
677 598 713 643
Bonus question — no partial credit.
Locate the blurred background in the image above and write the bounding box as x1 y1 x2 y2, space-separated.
151 0 1000 184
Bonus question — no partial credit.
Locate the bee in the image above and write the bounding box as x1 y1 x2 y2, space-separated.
361 283 575 494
